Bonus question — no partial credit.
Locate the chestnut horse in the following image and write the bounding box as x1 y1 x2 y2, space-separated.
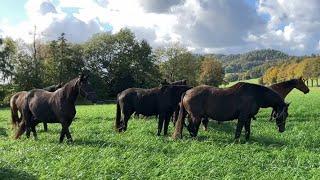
10 83 63 131
15 74 97 143
268 77 309 121
173 82 290 142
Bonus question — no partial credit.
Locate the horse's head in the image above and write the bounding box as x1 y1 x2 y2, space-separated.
295 77 310 94
274 103 290 133
79 74 97 103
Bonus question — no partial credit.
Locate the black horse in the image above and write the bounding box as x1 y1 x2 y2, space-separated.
116 85 192 136
173 82 290 142
10 83 63 132
15 74 97 143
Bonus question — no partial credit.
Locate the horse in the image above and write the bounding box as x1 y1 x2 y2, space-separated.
172 82 290 142
134 79 188 119
10 83 63 131
15 74 97 143
268 77 309 121
115 85 192 136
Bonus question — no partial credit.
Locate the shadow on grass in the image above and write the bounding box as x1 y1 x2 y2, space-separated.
249 136 286 147
0 127 8 137
71 139 118 148
207 121 235 134
0 167 37 180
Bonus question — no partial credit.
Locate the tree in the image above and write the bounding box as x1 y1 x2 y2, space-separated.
157 44 200 86
84 28 161 98
43 33 84 86
198 57 224 86
0 38 16 82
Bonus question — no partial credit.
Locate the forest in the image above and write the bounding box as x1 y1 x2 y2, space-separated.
1 28 319 106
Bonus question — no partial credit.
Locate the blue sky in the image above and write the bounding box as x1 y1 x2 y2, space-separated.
0 0 319 55
0 1 27 24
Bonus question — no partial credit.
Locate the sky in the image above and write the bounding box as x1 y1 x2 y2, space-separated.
0 0 320 56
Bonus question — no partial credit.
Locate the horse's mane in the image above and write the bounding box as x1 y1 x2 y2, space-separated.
270 79 297 89
56 77 80 101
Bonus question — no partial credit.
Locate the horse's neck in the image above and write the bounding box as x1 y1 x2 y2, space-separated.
278 85 294 98
60 81 79 104
272 83 294 98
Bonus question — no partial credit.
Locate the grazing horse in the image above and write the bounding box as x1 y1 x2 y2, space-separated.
268 77 309 121
10 83 63 131
15 74 97 143
115 85 192 136
134 79 188 119
173 82 290 142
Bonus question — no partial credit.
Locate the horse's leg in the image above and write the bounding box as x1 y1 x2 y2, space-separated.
122 111 132 132
26 120 31 138
31 125 37 140
59 123 66 143
157 114 164 136
269 109 275 121
64 121 73 142
234 119 245 143
190 116 201 137
164 113 172 136
43 122 48 132
202 117 209 131
173 107 179 126
244 119 251 141
15 121 26 139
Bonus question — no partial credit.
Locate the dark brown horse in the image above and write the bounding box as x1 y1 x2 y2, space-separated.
173 82 290 142
116 85 192 136
134 80 188 119
268 77 309 121
15 74 97 142
10 83 63 131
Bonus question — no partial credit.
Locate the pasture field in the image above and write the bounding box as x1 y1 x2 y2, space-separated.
1 88 320 179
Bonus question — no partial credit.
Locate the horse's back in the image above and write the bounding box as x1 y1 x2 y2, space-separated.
118 87 160 116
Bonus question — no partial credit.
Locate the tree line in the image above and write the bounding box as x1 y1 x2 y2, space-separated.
0 29 224 106
261 57 320 86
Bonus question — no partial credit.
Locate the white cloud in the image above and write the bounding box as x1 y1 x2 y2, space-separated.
253 0 320 54
0 0 102 43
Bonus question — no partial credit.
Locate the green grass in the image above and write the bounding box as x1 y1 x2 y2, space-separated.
1 88 320 179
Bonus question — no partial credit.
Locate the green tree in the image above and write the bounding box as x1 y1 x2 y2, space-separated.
198 57 225 86
84 28 161 98
157 44 200 86
0 38 16 82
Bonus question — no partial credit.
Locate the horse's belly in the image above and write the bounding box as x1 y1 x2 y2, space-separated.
30 103 56 122
207 108 238 121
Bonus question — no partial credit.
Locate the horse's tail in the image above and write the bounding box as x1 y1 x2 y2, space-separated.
172 92 187 139
15 92 31 139
115 96 122 132
10 95 20 129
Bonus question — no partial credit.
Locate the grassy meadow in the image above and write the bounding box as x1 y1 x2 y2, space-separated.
0 87 320 179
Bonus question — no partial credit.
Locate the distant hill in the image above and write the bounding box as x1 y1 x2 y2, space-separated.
205 49 292 81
